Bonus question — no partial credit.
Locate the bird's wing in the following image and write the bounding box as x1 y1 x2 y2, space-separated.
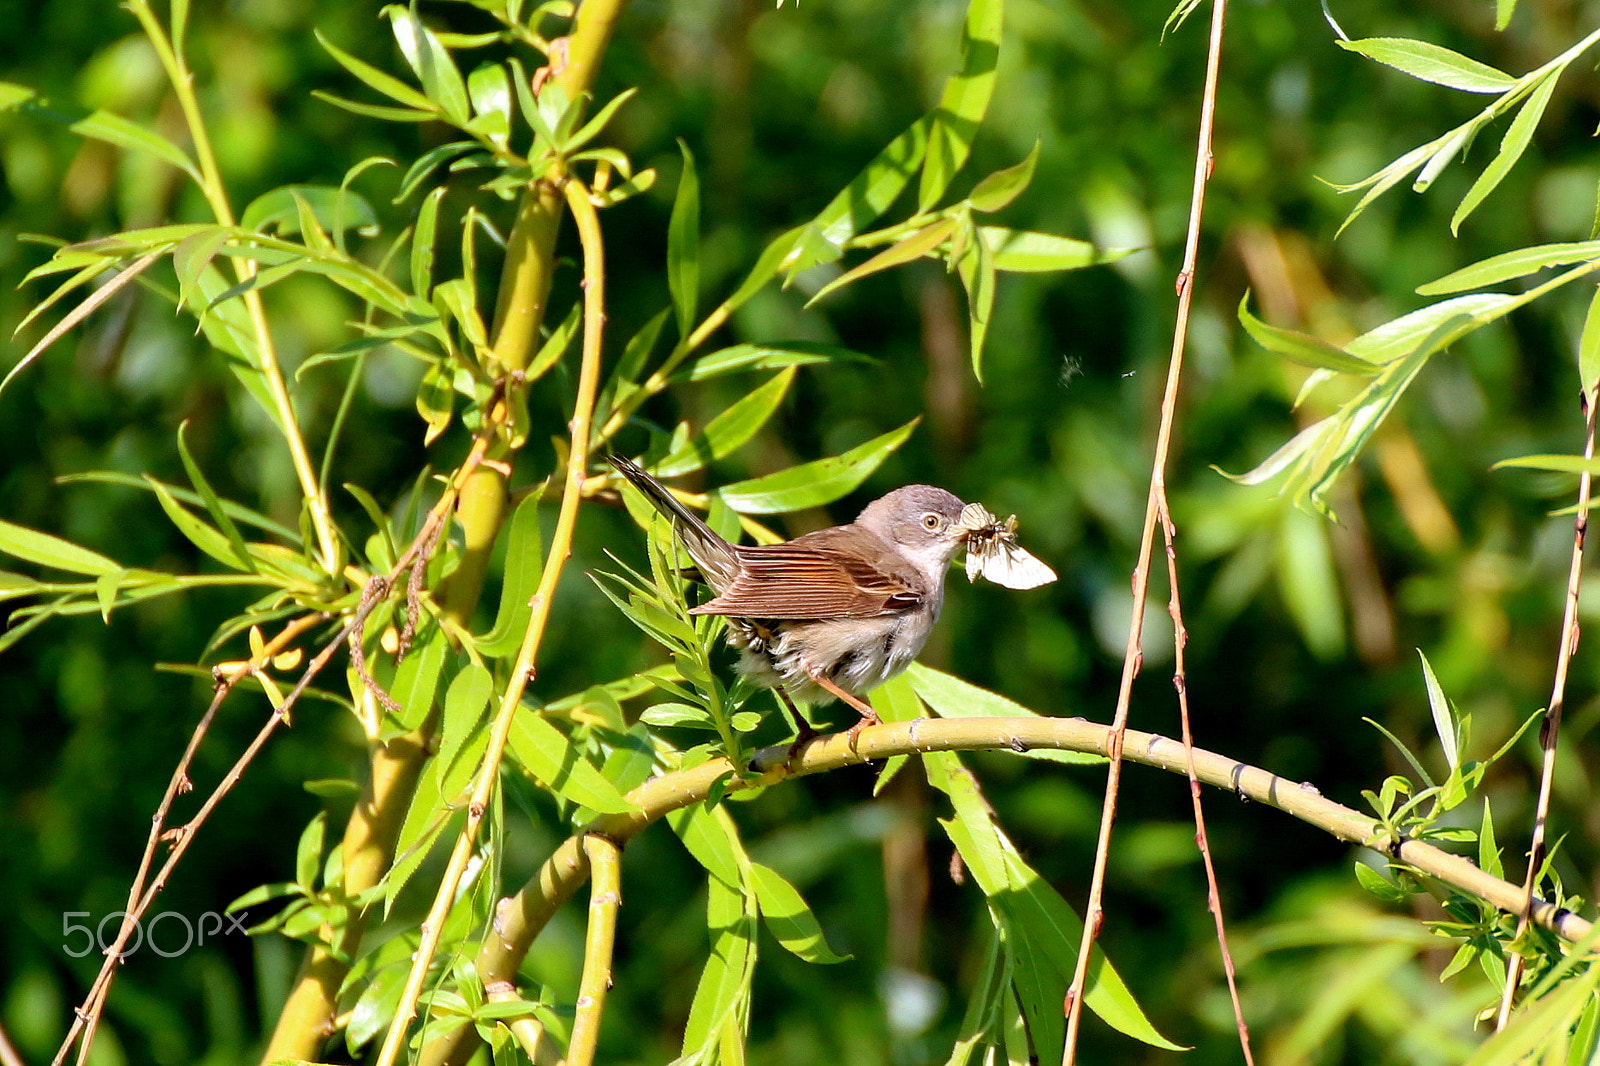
688 527 922 620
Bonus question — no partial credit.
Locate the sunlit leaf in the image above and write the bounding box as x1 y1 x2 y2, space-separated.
750 863 850 964
667 141 701 345
1453 70 1560 233
506 714 637 814
0 519 120 576
656 367 796 477
719 418 920 514
1238 295 1381 375
1339 38 1518 94
383 4 471 127
918 0 1004 210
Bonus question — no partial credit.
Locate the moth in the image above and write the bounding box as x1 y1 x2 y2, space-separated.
956 503 1057 590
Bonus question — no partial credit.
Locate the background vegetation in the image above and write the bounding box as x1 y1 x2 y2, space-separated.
3 0 1600 1063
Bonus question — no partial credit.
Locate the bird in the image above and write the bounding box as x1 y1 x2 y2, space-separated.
609 454 972 747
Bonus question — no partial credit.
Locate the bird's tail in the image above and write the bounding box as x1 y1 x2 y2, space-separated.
609 455 739 589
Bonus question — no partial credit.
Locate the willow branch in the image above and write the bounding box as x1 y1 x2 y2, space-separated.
1495 387 1599 1028
416 713 1587 1066
566 834 623 1066
1062 1 1230 1061
372 176 609 1066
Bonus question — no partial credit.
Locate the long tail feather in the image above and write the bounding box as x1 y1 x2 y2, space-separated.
609 455 739 589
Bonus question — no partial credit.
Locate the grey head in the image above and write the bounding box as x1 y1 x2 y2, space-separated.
854 484 969 583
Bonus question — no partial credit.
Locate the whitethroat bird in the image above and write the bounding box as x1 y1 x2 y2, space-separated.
609 455 1054 747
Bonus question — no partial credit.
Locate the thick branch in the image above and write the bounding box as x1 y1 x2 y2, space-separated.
418 716 1584 1066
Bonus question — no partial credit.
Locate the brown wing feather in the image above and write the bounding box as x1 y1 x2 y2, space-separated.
688 526 923 620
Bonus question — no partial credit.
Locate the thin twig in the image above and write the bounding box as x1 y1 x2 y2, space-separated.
55 450 482 1066
1061 1 1229 1061
372 174 610 1066
1494 387 1599 1028
1159 500 1255 1064
417 711 1590 1066
55 612 326 1066
566 834 623 1066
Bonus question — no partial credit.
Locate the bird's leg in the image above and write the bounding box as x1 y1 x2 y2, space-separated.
772 684 818 760
805 670 880 752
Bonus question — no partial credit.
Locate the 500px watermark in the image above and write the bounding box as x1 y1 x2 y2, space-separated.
61 910 250 959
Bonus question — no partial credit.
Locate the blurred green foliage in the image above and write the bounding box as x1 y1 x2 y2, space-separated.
4 0 1600 1063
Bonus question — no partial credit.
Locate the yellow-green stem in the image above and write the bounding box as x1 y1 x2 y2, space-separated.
373 177 608 1066
566 835 622 1066
128 0 340 571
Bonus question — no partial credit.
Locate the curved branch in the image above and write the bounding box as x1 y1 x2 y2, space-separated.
419 716 1587 1065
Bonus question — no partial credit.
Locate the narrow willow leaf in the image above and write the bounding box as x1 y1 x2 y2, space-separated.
1347 294 1514 362
145 478 252 571
525 301 582 383
967 142 1039 213
465 62 511 146
955 217 996 381
384 4 471 127
416 360 454 445
1492 453 1600 475
750 863 850 964
316 28 437 112
17 93 201 181
1339 38 1518 94
656 367 797 477
807 217 958 307
436 664 493 797
1237 295 1380 375
295 811 328 891
477 493 543 657
812 118 932 250
905 664 1102 766
506 714 637 814
667 802 747 886
667 141 701 345
0 519 120 576
410 186 446 299
918 0 1004 211
1416 649 1459 771
389 624 449 732
1418 241 1600 295
679 874 756 1061
311 92 435 123
172 227 232 314
1453 70 1561 233
59 472 300 542
719 417 920 514
1496 0 1517 29
1580 286 1600 393
395 142 477 204
672 341 871 383
176 421 256 574
564 86 638 155
1276 506 1344 658
978 226 1127 272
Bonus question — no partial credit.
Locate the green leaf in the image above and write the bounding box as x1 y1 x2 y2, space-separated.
58 472 300 543
719 417 920 514
506 714 637 814
1416 649 1458 771
410 186 447 299
477 493 543 657
145 478 252 571
967 142 1038 213
312 91 436 123
176 422 256 575
1339 38 1518 94
1238 295 1380 375
1417 240 1600 295
0 519 121 576
656 367 797 477
905 664 1103 766
666 801 746 887
1453 70 1560 233
812 117 931 251
1354 860 1410 903
417 360 455 446
679 873 756 1062
383 4 471 127
525 301 582 384
807 218 959 306
436 664 493 797
750 862 850 964
316 28 437 112
466 62 511 146
919 0 1004 211
672 341 872 383
389 625 450 733
562 86 638 155
955 216 996 381
295 811 328 892
1580 286 1600 393
978 226 1126 272
15 92 201 181
395 143 478 205
667 141 701 345
1492 453 1600 475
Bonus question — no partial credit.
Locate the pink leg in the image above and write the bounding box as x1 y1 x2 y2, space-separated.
806 670 880 751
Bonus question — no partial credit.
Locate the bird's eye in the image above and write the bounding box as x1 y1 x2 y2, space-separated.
921 513 943 531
